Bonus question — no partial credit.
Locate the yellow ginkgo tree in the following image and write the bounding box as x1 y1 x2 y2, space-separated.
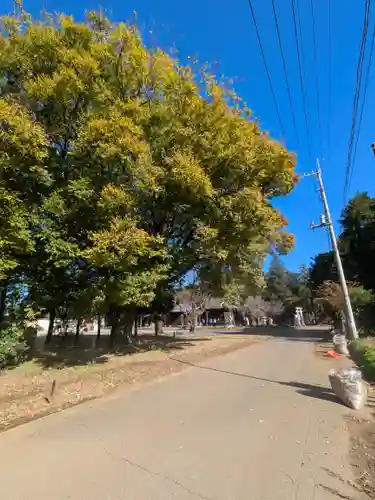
0 6 297 346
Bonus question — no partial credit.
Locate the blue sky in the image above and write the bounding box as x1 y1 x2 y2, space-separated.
2 0 374 271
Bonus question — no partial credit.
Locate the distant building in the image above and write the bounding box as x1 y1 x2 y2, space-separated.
200 298 241 326
165 303 190 327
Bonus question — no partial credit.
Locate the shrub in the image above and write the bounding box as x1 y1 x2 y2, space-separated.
349 339 375 382
363 346 375 381
349 338 365 355
0 324 29 369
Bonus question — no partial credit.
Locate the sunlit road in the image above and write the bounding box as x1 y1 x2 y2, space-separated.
0 327 367 499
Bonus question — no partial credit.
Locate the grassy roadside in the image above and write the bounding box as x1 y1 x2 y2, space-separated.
349 338 375 382
347 337 375 498
0 333 257 432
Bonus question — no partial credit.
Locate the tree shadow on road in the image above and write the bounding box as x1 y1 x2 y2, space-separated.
252 326 333 343
208 326 332 344
170 358 342 405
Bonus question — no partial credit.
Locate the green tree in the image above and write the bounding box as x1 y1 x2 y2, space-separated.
264 256 294 303
309 194 375 295
84 218 167 343
0 7 297 351
308 251 336 293
264 259 316 322
0 93 49 323
339 193 375 291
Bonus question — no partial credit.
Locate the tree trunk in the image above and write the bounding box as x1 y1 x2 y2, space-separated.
95 315 101 347
59 313 69 336
122 309 135 343
191 303 196 332
154 318 163 336
0 284 7 325
45 309 56 345
109 307 120 347
110 321 121 347
74 319 81 345
109 314 121 347
133 315 138 338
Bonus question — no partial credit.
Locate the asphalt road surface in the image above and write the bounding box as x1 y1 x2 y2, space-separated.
0 328 369 500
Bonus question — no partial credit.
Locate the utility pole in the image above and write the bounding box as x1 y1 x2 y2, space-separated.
310 159 358 339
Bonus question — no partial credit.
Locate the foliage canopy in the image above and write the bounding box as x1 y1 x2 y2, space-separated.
0 7 297 347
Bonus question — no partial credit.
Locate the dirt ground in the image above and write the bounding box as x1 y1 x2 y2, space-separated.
0 332 257 432
352 339 375 498
349 339 375 498
315 334 375 498
348 400 375 498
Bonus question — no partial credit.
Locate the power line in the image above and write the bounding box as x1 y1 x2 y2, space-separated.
291 0 312 160
270 0 299 145
349 16 375 188
327 0 332 162
246 0 285 138
310 0 323 155
295 0 308 106
297 0 315 159
344 0 371 202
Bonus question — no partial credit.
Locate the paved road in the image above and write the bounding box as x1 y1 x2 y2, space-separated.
0 328 368 500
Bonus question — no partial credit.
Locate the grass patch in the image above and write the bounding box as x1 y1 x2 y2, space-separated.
349 338 375 382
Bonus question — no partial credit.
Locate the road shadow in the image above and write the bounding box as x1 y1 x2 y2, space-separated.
169 358 343 406
31 334 210 370
206 325 332 344
250 326 332 343
281 381 342 404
